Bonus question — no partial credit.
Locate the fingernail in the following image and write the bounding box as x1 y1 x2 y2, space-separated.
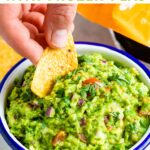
51 29 68 47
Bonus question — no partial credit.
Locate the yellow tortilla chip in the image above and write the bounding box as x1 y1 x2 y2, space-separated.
31 34 78 97
0 37 21 80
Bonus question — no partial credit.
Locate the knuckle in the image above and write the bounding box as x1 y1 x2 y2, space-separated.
49 4 76 27
57 13 73 24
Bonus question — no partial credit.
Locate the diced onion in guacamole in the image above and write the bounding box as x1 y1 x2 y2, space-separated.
6 53 150 150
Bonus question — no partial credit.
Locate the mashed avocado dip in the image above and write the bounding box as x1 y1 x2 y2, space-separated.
6 54 150 150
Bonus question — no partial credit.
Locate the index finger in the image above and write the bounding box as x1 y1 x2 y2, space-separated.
0 4 43 64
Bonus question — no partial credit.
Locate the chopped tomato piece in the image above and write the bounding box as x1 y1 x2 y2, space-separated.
139 111 150 116
52 131 66 146
83 78 99 85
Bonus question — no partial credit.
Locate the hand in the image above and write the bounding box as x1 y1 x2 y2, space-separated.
0 4 77 64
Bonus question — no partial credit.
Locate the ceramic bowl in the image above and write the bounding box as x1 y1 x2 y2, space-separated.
0 42 150 150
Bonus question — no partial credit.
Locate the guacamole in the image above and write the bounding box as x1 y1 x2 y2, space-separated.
6 54 150 150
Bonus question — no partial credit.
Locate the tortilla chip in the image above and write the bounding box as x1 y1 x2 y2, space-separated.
31 34 78 97
0 37 21 80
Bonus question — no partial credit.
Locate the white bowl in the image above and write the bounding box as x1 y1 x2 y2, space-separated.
0 42 150 150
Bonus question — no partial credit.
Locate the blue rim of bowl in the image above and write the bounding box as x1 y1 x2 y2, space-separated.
0 42 149 150
0 58 26 150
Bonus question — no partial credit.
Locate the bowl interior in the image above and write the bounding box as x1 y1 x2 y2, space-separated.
0 43 150 150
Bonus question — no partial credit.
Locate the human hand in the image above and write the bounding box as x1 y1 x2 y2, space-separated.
0 4 77 64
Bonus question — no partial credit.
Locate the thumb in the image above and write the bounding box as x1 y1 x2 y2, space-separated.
44 4 77 48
